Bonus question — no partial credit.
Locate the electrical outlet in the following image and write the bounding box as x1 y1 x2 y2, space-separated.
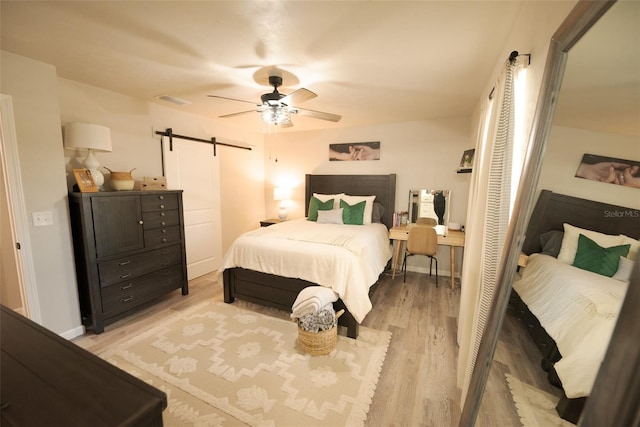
32 211 53 227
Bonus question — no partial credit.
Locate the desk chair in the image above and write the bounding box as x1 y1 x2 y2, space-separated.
402 225 438 286
416 217 437 226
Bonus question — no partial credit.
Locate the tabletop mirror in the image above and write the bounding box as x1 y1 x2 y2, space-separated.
408 189 450 226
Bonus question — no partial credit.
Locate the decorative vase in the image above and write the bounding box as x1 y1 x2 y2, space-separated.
104 167 136 191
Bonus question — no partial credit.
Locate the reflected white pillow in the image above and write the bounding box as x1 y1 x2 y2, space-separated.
317 208 344 224
556 223 624 265
620 235 640 261
341 194 376 224
313 193 344 210
612 256 634 282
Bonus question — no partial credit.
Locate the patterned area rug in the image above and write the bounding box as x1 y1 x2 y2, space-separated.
505 374 575 427
99 300 391 426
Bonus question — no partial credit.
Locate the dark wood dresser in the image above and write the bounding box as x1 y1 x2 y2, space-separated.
69 190 188 333
0 305 166 426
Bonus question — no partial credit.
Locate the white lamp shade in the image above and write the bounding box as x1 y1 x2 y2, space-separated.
273 187 292 201
64 122 112 152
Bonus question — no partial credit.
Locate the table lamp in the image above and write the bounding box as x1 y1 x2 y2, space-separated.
273 187 292 220
64 122 112 188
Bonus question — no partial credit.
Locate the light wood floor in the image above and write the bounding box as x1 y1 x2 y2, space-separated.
73 269 560 426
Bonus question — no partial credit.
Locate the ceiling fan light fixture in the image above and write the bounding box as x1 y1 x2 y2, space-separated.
261 105 291 126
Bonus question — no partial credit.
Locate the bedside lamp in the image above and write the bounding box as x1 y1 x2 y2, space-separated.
273 187 292 220
64 122 112 188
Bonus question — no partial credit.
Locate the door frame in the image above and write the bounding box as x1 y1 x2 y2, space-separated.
0 94 41 322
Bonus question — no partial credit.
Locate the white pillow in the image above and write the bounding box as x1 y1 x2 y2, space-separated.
313 193 344 210
612 256 634 282
556 223 624 265
341 194 376 224
620 235 640 261
317 208 344 224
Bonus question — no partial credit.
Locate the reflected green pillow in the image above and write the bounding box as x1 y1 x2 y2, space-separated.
572 233 630 277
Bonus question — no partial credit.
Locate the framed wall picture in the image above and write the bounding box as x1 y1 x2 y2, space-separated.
575 153 640 189
73 168 99 192
329 141 380 161
457 148 475 173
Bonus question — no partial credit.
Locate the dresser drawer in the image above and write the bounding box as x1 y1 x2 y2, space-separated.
144 225 181 247
98 245 182 287
101 267 184 317
142 209 180 230
141 193 179 212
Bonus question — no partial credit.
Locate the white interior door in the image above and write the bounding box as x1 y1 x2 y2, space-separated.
162 137 222 280
0 94 40 321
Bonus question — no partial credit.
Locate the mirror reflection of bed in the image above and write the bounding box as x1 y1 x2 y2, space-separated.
476 1 640 425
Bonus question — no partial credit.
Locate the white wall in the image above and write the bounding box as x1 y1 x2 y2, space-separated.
1 51 81 335
537 125 640 209
264 118 472 276
1 50 266 336
58 78 266 255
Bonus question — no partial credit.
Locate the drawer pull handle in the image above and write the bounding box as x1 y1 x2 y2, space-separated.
121 296 133 303
119 260 131 266
160 212 165 217
160 204 165 209
120 284 133 290
138 220 144 225
159 196 164 200
162 229 167 233
161 221 166 226
120 273 132 279
162 238 167 243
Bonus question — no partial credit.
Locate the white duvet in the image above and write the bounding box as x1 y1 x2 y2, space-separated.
218 219 392 323
513 253 628 398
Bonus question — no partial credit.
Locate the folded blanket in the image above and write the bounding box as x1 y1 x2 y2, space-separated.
291 286 339 319
297 304 337 332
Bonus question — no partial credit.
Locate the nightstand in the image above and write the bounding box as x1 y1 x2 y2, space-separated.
260 218 282 227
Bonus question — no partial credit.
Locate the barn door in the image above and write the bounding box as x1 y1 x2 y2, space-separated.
162 138 222 280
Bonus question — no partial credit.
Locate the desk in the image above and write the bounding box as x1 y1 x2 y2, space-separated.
389 225 465 289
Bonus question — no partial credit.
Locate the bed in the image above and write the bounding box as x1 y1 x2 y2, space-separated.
510 189 639 422
221 174 396 339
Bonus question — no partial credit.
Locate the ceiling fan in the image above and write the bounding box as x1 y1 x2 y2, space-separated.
208 76 341 127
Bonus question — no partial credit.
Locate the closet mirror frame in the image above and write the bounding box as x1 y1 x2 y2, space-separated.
458 1 635 425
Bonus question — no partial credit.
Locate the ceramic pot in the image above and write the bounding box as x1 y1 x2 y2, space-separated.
104 167 136 191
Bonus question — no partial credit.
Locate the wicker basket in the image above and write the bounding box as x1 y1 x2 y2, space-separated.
296 309 344 356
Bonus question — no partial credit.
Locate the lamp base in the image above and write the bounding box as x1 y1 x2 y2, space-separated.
83 149 104 188
278 206 287 221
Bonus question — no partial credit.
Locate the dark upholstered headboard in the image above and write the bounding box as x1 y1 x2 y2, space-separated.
522 189 640 255
305 174 397 229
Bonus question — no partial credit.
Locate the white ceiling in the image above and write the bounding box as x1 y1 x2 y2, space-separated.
2 1 637 136
553 0 640 137
0 0 525 132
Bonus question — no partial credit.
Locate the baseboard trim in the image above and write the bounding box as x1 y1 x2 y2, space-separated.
60 325 85 340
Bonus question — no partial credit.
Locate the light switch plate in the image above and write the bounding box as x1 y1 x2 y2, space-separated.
32 211 53 226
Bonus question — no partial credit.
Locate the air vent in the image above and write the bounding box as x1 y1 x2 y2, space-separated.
155 95 191 105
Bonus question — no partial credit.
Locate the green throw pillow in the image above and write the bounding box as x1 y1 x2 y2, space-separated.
340 199 366 225
307 197 334 221
572 233 630 277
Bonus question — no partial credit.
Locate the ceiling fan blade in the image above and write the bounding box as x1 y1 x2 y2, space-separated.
219 110 258 118
208 94 259 106
294 107 341 122
280 88 317 106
